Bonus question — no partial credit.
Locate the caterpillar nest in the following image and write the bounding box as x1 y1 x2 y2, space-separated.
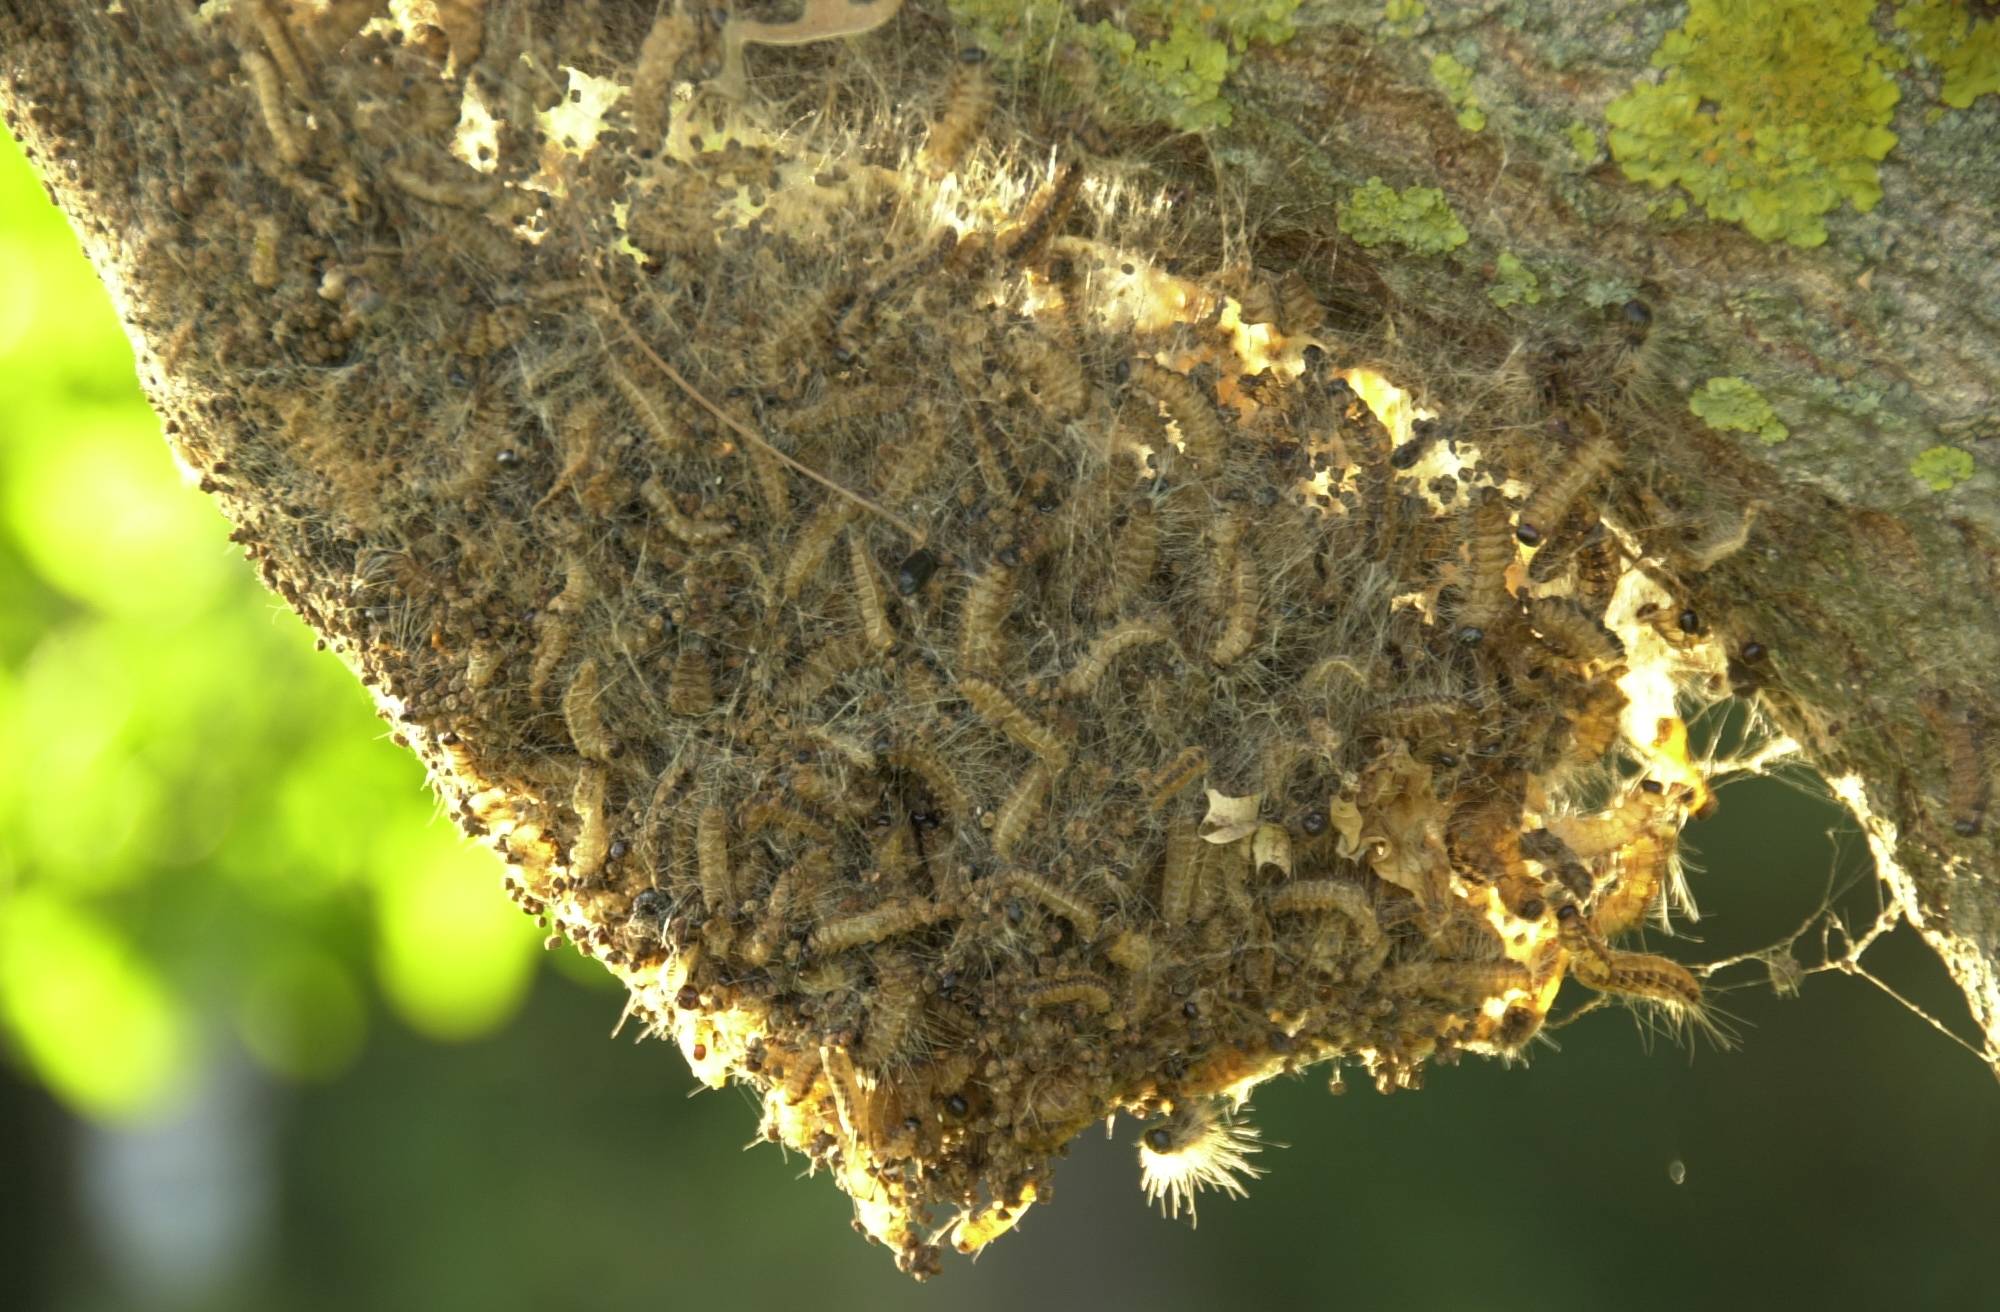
201 2 1748 1282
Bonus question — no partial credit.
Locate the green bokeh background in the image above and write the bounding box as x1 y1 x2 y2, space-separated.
1 130 1993 1311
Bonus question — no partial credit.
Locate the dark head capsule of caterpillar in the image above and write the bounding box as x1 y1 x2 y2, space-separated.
896 548 938 594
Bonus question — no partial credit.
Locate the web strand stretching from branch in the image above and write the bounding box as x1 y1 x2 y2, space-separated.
586 269 922 543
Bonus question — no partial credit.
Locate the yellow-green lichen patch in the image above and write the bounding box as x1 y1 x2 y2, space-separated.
1383 0 1429 39
1896 0 2000 109
948 0 1303 132
1691 376 1789 445
1566 120 1602 166
1911 445 1975 491
1431 52 1486 132
1487 252 1540 307
1339 177 1469 255
1604 0 1901 247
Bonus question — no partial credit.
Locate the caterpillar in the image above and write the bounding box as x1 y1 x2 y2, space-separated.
1516 422 1619 548
990 762 1051 860
922 51 993 177
810 897 946 956
958 676 1071 771
1061 619 1173 696
1003 870 1103 940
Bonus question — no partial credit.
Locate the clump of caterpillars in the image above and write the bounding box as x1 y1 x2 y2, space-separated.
214 0 1748 1280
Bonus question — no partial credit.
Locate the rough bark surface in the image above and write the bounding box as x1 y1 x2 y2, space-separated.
4 0 1995 1274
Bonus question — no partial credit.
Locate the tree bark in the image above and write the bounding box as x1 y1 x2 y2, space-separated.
4 0 1995 1268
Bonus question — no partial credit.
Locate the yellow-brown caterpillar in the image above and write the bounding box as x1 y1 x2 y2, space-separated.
1022 976 1112 1015
1002 160 1085 266
990 763 1051 860
810 898 947 956
561 658 613 761
241 50 305 166
1918 690 1990 838
958 677 1070 770
1003 870 1103 939
609 356 688 453
1134 361 1225 465
1526 597 1625 670
630 10 696 143
1159 820 1200 927
1456 489 1517 644
1517 423 1619 548
782 504 858 600
668 643 716 716
1146 746 1208 812
923 53 993 177
697 802 736 915
849 532 895 653
641 478 735 546
957 565 1017 670
1061 619 1173 696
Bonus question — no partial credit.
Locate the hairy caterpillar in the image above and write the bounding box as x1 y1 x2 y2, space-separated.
810 898 947 956
697 802 736 915
1517 422 1619 548
922 51 993 177
1003 870 1103 939
1061 619 1173 696
990 762 1050 860
1021 976 1112 1015
958 676 1070 771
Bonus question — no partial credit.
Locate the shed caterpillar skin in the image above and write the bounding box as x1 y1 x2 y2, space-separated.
1550 783 1670 860
1274 269 1325 337
1208 535 1259 667
1380 959 1531 1004
249 215 280 289
668 642 716 716
858 953 924 1070
1005 327 1091 420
